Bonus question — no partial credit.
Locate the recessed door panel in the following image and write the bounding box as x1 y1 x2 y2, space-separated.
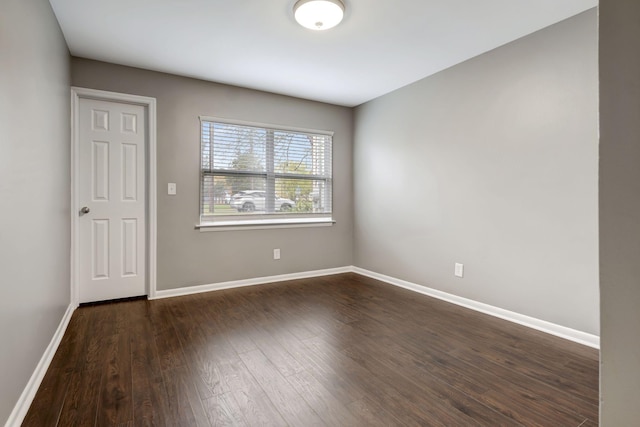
121 113 137 133
121 143 137 201
121 219 137 277
92 141 109 201
92 109 109 131
92 219 109 279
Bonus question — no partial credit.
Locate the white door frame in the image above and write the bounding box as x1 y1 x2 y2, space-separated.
70 87 157 305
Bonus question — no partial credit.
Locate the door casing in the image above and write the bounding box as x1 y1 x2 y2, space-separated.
71 87 157 306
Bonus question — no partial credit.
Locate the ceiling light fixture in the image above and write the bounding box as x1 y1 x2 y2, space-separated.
294 0 345 31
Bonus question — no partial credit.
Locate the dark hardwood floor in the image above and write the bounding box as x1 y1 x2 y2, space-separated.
23 273 599 426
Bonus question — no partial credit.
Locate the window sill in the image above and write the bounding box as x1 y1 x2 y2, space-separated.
196 218 335 232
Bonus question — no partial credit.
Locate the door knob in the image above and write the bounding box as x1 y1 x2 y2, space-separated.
80 206 90 215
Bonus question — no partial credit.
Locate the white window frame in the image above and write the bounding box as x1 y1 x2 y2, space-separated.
197 116 335 230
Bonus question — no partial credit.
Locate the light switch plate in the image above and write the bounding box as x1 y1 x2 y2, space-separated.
455 263 464 278
168 183 177 195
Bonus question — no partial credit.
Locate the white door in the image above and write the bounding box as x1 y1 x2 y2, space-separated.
78 98 146 303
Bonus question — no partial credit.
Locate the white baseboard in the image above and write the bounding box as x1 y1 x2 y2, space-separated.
152 266 352 300
4 303 76 427
152 264 598 349
352 267 600 349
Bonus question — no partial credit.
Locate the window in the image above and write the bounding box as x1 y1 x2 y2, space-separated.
200 118 333 226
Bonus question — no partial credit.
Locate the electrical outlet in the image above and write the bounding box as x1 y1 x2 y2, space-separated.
167 183 177 195
454 263 464 278
273 248 281 260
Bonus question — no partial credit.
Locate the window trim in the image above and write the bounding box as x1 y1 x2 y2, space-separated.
197 116 335 229
196 218 336 232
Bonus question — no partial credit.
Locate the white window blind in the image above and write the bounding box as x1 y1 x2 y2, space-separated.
200 118 333 225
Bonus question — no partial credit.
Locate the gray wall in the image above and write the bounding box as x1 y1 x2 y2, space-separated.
353 10 599 335
0 0 71 424
599 1 640 424
71 59 354 291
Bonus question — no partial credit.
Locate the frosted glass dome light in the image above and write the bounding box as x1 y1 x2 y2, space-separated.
294 0 345 31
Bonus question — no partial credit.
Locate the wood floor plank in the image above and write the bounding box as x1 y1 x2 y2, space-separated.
161 366 211 427
177 301 256 401
49 307 91 373
187 297 287 427
285 369 360 426
302 336 448 427
227 386 288 427
131 302 182 425
57 368 102 426
202 392 248 427
154 320 187 372
170 315 230 400
24 273 599 426
81 305 118 373
22 367 71 427
250 325 306 378
238 349 325 426
268 325 368 405
131 313 164 385
96 332 134 425
132 377 169 427
211 295 259 354
346 396 405 427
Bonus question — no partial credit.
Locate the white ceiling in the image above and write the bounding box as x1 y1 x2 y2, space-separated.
49 0 597 107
